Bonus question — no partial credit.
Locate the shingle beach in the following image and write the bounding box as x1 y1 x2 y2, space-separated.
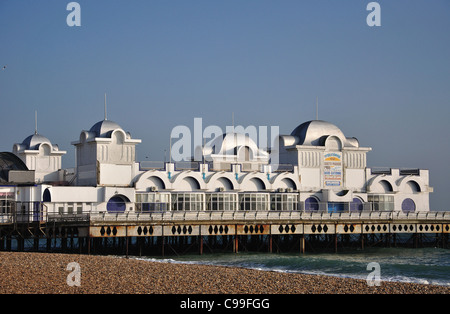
0 252 448 294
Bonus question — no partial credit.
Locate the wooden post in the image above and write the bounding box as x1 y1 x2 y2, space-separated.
233 235 238 253
268 235 272 253
334 234 338 253
299 234 305 254
199 236 203 255
361 234 364 250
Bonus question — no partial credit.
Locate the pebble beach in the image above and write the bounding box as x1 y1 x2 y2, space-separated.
0 251 448 294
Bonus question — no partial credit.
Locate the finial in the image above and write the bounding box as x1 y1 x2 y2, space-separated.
104 93 107 120
35 110 38 134
316 96 319 120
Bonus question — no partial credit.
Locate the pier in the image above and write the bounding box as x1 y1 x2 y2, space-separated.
1 209 449 256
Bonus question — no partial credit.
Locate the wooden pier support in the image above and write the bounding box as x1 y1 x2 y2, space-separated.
299 235 305 254
199 236 203 255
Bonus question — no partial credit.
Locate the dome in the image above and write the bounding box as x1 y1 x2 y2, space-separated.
221 133 260 154
0 152 28 182
21 133 52 150
89 119 123 138
290 120 350 147
206 133 261 156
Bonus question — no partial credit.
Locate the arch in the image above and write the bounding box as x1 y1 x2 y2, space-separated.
379 180 393 192
405 181 421 193
214 177 234 191
239 173 269 191
205 172 237 191
39 143 52 155
350 197 363 212
171 171 205 189
107 195 130 213
237 146 252 161
134 171 171 191
111 129 126 144
305 196 319 212
397 177 425 194
401 198 416 213
146 176 165 190
271 173 298 190
324 135 342 151
367 176 397 193
248 178 265 191
177 176 201 191
43 188 51 202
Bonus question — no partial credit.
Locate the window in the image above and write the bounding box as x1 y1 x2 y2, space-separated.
171 193 205 211
77 203 83 214
368 195 394 211
107 196 127 213
136 193 170 212
67 203 74 215
207 193 237 211
239 193 269 211
271 194 298 211
350 198 364 212
304 197 319 212
401 198 416 213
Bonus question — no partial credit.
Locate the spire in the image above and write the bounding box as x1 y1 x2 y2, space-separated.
104 93 107 120
35 110 38 134
316 96 319 120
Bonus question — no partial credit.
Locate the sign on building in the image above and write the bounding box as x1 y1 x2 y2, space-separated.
324 152 342 187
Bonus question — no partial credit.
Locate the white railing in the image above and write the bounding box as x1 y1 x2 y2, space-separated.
89 210 450 223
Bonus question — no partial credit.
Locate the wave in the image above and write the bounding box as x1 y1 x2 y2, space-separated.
123 248 450 287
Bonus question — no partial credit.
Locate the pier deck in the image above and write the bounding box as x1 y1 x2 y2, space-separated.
1 211 449 255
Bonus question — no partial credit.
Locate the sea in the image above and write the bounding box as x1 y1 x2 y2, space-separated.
132 247 450 287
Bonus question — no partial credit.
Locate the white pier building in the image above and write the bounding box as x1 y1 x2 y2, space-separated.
0 115 432 223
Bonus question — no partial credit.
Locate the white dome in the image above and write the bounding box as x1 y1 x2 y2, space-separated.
20 133 52 150
206 133 261 156
290 120 358 148
89 120 123 138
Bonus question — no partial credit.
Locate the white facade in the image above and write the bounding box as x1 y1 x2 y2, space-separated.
13 133 66 183
3 117 432 221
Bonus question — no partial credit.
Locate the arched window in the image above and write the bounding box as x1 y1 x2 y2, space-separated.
107 195 129 213
43 188 51 202
401 198 416 213
305 197 319 212
350 198 363 212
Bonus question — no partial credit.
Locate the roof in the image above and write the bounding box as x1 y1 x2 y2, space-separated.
0 152 28 182
21 133 52 150
289 120 359 148
290 120 347 146
89 120 123 138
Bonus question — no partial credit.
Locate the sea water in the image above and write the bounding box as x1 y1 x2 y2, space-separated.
134 247 450 286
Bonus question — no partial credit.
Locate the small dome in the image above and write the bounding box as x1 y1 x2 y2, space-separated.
290 120 348 147
89 120 122 138
221 133 260 154
202 132 269 163
21 133 52 150
206 133 261 156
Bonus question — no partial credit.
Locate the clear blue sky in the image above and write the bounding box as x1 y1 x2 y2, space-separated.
0 1 449 210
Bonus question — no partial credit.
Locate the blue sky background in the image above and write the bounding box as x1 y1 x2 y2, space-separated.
0 1 449 210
